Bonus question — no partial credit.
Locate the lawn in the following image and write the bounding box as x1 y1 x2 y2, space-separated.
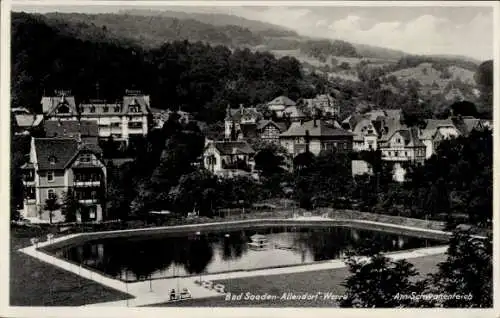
10 226 133 306
148 253 446 307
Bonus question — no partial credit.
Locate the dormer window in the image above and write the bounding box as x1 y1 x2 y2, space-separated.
80 154 92 163
58 105 70 114
90 106 96 113
49 156 57 165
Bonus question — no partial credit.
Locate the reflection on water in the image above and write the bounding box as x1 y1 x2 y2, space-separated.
53 226 442 282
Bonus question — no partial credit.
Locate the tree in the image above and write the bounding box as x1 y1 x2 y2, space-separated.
449 101 478 117
61 189 80 222
44 196 60 224
341 240 423 307
254 147 285 177
431 229 492 307
474 60 493 115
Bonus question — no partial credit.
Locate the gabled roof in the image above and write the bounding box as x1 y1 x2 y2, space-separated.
34 138 79 170
211 141 255 155
452 116 484 137
352 118 378 137
122 95 151 114
280 119 353 138
386 127 424 147
420 118 457 140
257 120 288 133
227 107 261 122
14 114 44 128
267 96 296 107
41 96 78 116
44 120 98 138
283 105 305 118
239 123 258 139
33 138 103 170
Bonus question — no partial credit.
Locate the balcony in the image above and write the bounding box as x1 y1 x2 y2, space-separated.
74 180 101 187
23 179 35 186
78 198 99 204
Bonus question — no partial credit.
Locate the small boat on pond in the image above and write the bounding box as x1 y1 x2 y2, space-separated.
248 234 270 250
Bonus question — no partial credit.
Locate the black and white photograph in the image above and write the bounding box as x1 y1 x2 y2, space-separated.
1 0 497 316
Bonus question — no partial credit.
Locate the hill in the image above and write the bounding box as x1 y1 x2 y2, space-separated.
11 12 313 124
120 9 298 36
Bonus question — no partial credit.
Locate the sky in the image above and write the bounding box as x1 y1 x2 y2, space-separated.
12 2 495 61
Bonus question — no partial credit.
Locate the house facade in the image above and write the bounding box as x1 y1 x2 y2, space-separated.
303 94 339 117
203 141 256 178
42 90 151 144
224 105 261 140
379 127 426 164
257 120 287 144
280 119 353 156
266 96 296 118
351 118 379 151
21 137 107 222
419 119 460 159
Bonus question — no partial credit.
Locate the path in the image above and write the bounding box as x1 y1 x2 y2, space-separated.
18 217 452 307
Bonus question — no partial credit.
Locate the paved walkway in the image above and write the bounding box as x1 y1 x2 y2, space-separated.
18 217 451 307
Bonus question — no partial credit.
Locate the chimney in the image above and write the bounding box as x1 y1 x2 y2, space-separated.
305 129 310 154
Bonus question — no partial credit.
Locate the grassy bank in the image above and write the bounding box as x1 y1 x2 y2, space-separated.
148 254 446 307
10 226 133 306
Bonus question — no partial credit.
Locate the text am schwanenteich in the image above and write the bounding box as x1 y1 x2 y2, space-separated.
225 292 347 301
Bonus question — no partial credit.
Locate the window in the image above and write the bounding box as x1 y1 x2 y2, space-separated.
49 156 56 165
395 151 399 157
79 154 92 162
90 106 96 113
128 122 143 129
47 171 54 182
48 189 56 199
88 207 96 220
58 105 70 113
111 122 121 128
91 191 97 200
103 107 109 113
114 106 121 112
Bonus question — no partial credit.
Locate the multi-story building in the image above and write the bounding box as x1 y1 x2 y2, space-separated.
302 94 339 117
351 118 379 151
379 126 426 182
21 137 107 222
43 120 99 144
266 96 296 118
203 140 256 178
419 118 460 159
224 105 262 140
42 89 151 145
280 119 353 156
256 120 287 144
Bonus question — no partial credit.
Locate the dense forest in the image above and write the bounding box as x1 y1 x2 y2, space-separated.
12 12 314 123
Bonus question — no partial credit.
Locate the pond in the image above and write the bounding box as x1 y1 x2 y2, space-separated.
48 226 445 282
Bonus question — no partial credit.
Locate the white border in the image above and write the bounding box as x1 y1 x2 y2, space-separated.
1 1 499 318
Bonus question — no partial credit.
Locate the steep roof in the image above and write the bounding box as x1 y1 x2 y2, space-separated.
267 96 296 107
420 119 457 140
44 120 98 138
34 138 79 170
227 107 261 122
122 95 151 114
280 119 353 138
385 127 424 147
14 114 44 128
212 141 255 155
283 105 305 118
239 123 258 139
41 96 78 116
